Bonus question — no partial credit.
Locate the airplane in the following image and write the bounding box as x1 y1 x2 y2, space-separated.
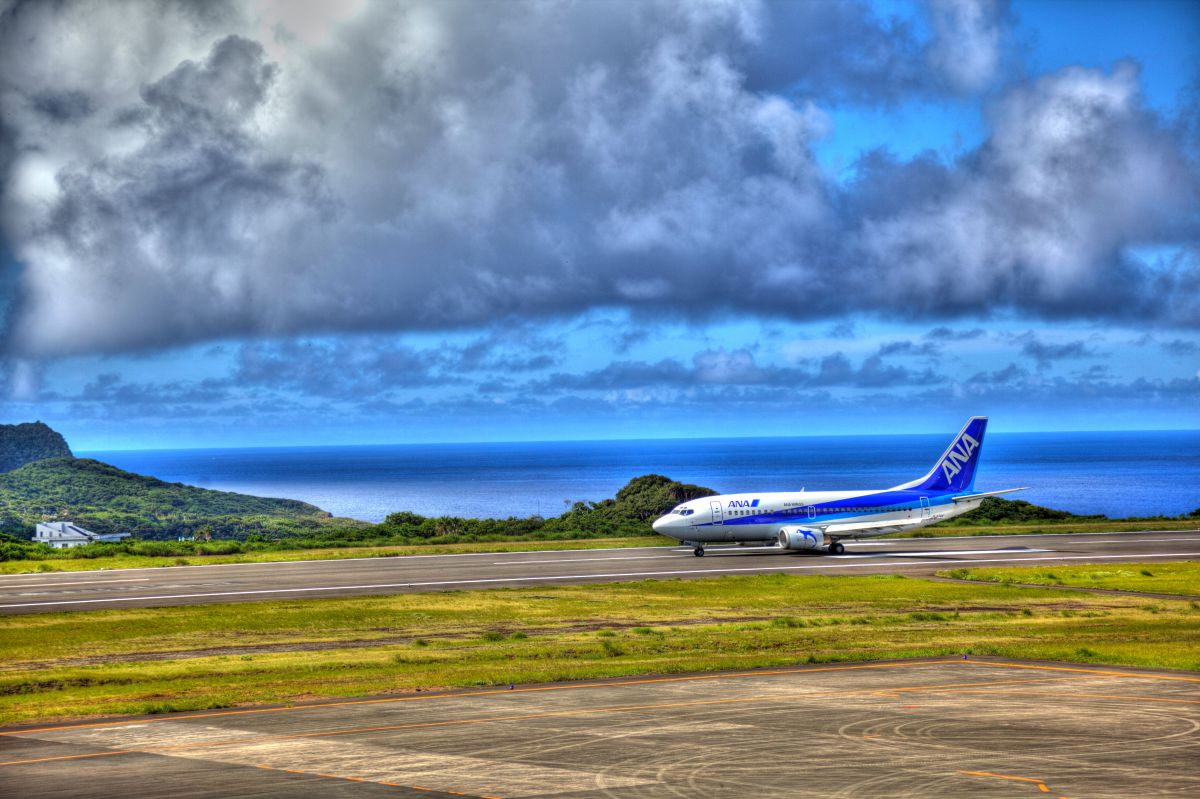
651 416 1027 557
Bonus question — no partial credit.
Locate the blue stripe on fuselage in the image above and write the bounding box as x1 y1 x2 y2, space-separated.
696 489 955 528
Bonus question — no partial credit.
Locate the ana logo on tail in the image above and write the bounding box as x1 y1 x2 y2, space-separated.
940 432 979 481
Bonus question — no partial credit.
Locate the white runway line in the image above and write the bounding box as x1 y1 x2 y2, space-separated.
4 551 1199 609
838 548 1054 558
1072 538 1200 544
492 555 682 564
0 577 150 589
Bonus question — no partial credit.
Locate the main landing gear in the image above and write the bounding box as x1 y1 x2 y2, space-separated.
827 541 845 555
693 546 705 557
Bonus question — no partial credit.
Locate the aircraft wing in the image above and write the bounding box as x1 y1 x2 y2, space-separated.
820 519 909 535
952 487 1030 503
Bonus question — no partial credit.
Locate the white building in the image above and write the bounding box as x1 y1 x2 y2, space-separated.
34 522 130 549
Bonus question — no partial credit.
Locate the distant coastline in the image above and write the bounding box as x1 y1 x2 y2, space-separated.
85 430 1200 521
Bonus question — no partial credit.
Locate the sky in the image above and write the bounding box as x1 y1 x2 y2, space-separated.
0 0 1197 450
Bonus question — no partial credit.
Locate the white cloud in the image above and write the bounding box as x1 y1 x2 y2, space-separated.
924 0 1005 92
0 0 1195 361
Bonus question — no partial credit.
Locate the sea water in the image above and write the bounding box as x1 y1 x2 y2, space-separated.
82 431 1200 523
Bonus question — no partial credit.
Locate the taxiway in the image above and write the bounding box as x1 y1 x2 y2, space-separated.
2 657 1197 798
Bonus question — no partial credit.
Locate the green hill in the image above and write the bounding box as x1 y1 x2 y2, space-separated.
0 421 72 473
0 457 350 540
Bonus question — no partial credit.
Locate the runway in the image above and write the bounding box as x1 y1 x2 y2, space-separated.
2 529 1198 614
2 657 1197 798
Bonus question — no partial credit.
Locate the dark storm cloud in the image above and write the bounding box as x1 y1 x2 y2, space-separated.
30 90 94 123
230 333 561 398
808 353 942 388
876 339 942 358
952 370 1200 403
0 0 1196 361
535 348 941 392
539 359 697 391
965 362 1029 385
925 326 986 341
77 372 230 406
1161 339 1199 357
233 339 472 398
1018 336 1100 364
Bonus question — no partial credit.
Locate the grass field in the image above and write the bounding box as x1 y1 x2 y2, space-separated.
3 519 1194 575
2 570 1197 726
942 561 1200 596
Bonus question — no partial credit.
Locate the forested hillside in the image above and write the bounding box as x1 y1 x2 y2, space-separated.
0 457 355 539
0 422 72 473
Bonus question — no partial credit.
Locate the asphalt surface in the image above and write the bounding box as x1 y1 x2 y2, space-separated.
2 529 1198 615
3 657 1198 798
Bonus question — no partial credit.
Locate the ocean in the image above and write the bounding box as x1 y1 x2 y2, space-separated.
81 431 1200 523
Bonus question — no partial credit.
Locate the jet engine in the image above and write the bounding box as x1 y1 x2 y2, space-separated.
777 527 823 551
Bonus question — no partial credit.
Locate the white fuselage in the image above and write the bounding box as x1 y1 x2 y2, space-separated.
650 417 1024 553
652 489 985 544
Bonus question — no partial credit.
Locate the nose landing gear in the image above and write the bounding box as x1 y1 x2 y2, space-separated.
693 546 705 557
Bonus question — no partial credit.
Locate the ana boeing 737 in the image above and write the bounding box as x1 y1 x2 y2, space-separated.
651 416 1026 556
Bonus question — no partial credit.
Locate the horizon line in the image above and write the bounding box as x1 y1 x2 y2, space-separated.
76 427 1200 455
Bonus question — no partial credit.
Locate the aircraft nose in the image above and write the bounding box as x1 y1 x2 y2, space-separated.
652 515 669 532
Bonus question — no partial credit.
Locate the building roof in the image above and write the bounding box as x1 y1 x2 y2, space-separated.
35 522 129 541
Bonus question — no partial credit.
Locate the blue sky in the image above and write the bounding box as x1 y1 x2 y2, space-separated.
0 0 1197 450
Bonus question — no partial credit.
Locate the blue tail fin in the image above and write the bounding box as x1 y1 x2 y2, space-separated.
897 417 988 494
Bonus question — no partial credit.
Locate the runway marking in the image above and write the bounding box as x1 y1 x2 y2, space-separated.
255 758 504 796
834 548 1053 557
492 555 676 564
0 578 150 588
5 551 1200 609
959 770 1066 797
941 689 1200 704
0 749 142 766
1073 537 1200 544
957 659 1200 683
873 674 1114 695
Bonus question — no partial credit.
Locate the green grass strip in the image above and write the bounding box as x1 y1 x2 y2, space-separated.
940 561 1200 596
2 571 1198 726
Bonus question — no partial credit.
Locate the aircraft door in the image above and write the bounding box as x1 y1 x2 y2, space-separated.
919 497 931 518
710 500 724 525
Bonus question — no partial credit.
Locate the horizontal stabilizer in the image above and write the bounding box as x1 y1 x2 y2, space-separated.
952 487 1029 502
